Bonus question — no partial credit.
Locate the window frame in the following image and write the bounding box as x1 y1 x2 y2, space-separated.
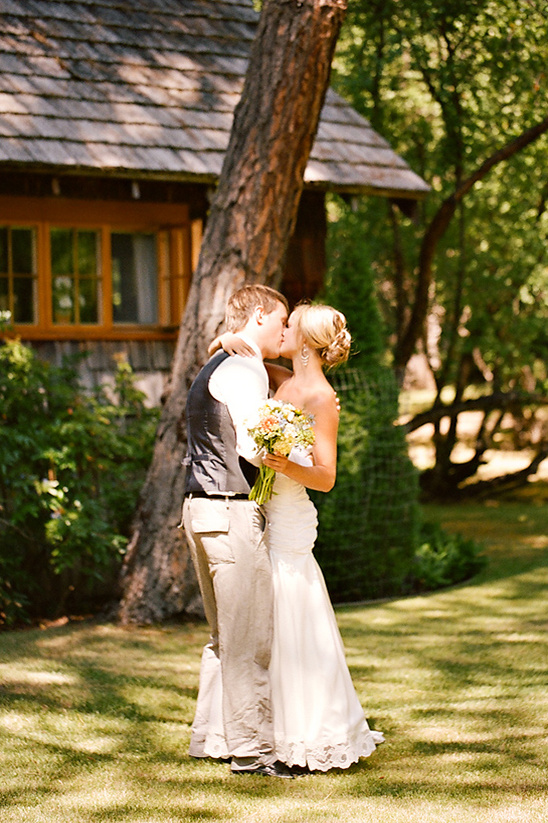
0 224 38 324
0 195 194 341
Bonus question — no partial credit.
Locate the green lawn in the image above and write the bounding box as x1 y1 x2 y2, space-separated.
1 499 547 823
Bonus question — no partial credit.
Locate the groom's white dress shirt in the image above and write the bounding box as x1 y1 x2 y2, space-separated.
208 334 267 466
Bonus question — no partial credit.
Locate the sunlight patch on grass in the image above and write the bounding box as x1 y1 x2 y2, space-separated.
0 665 78 687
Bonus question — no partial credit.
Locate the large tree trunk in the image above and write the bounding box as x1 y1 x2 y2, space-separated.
117 0 347 624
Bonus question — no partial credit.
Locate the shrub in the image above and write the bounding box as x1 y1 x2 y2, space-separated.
313 197 486 603
0 339 159 627
411 521 487 592
313 201 424 601
311 366 422 602
310 368 487 603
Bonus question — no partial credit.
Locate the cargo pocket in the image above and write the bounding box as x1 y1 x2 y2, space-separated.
191 500 234 565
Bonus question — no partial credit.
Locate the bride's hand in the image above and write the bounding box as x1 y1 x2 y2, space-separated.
262 453 289 473
208 333 255 357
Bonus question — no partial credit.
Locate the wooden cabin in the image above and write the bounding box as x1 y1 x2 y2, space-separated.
0 0 429 402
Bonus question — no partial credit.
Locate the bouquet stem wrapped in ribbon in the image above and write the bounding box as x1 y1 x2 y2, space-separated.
247 400 315 505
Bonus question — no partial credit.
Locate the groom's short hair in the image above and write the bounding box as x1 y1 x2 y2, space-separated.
225 284 289 332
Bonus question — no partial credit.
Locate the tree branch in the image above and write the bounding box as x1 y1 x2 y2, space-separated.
395 113 548 370
403 390 548 433
458 447 548 499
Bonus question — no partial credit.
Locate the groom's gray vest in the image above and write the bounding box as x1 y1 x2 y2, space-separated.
183 351 257 496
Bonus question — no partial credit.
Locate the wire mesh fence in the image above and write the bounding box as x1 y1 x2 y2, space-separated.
311 366 421 603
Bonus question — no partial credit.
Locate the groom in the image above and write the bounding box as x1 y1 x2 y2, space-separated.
182 284 291 777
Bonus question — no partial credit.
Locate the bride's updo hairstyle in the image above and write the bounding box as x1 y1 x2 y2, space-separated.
293 303 351 367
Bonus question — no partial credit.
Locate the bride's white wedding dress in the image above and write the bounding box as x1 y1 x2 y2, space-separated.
264 448 384 772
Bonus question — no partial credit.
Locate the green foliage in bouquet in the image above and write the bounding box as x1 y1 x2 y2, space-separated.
0 339 159 627
247 400 315 504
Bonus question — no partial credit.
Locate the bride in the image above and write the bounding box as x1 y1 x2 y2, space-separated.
214 302 384 772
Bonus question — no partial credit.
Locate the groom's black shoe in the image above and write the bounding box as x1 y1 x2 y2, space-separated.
288 764 311 776
235 761 294 779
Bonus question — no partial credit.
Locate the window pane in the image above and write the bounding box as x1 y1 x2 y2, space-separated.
0 227 37 324
12 228 34 274
111 232 158 324
79 278 99 323
0 228 7 272
13 276 35 323
78 231 97 275
50 228 100 325
0 276 8 311
52 275 75 323
50 228 73 275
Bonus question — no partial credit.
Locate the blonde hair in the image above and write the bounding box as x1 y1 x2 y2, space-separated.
225 284 289 332
293 303 351 367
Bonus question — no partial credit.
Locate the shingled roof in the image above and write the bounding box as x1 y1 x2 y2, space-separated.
0 0 429 199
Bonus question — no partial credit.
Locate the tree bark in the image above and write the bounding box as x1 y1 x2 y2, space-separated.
395 114 548 371
117 0 347 624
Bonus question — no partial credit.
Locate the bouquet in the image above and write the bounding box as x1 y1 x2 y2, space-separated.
247 399 315 505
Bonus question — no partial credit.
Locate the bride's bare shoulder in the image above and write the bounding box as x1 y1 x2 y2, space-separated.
304 383 338 415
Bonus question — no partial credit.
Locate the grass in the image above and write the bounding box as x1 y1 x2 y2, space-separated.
1 497 547 823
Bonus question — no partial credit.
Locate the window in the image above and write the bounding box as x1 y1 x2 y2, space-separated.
51 228 100 324
0 225 37 324
111 232 158 324
0 197 194 340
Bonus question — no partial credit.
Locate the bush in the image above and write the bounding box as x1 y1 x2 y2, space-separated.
313 200 424 601
411 521 487 592
310 368 487 603
0 339 159 627
311 366 422 602
313 197 487 603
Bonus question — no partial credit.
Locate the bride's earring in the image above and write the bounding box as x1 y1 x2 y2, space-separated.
301 344 310 367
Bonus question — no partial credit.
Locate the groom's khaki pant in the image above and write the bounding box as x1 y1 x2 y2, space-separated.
183 495 275 770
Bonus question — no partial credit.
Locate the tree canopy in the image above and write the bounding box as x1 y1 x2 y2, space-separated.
329 0 548 494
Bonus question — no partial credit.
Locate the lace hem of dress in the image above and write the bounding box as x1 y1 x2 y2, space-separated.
276 729 385 772
201 729 385 771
